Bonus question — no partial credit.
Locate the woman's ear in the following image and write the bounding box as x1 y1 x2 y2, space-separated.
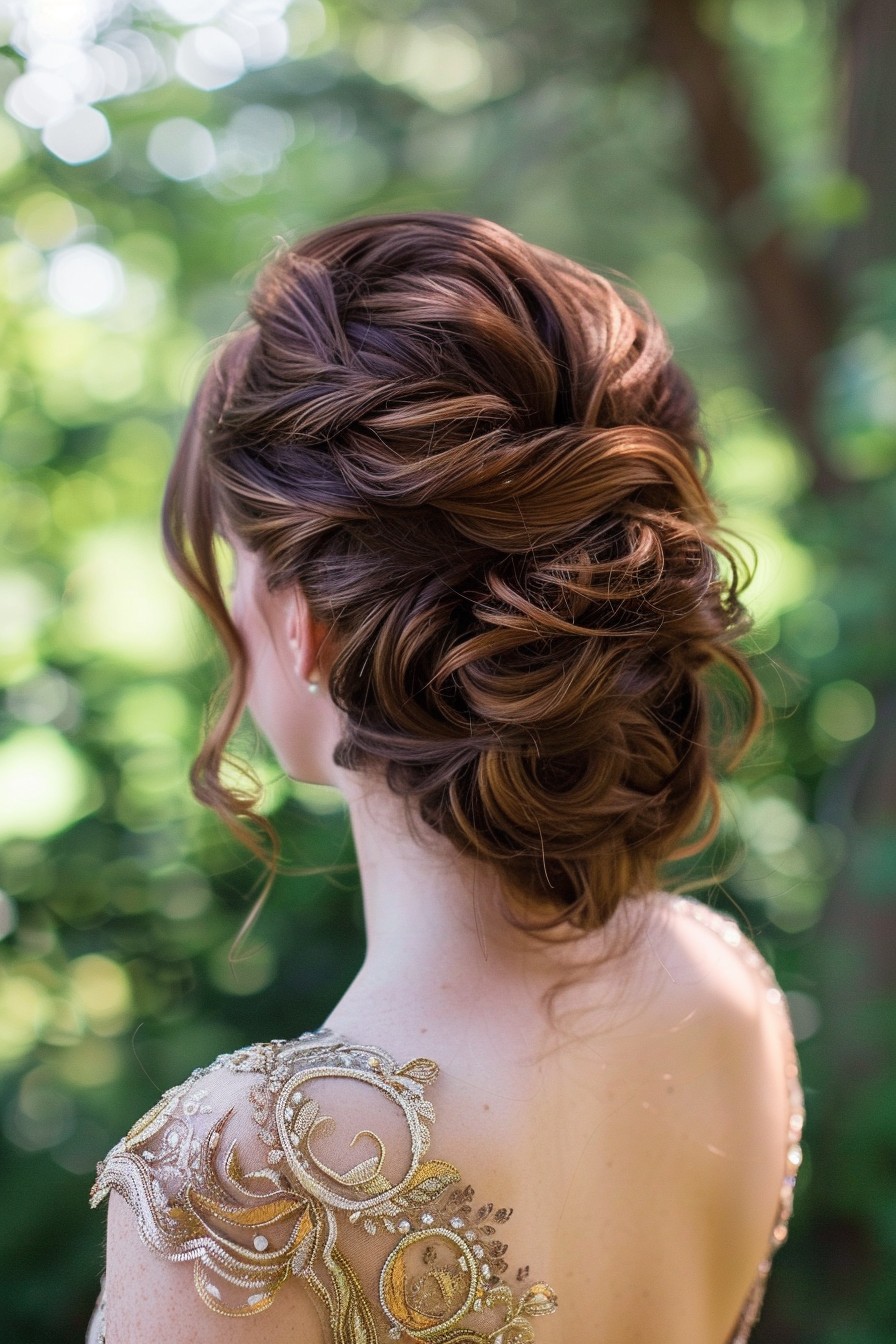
285 586 329 688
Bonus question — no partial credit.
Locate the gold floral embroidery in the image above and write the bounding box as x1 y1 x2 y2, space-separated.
88 896 805 1344
89 1030 559 1342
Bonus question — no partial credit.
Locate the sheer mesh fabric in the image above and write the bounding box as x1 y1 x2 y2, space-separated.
87 896 805 1343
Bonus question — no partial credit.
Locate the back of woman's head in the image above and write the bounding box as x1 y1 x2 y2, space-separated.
165 210 763 940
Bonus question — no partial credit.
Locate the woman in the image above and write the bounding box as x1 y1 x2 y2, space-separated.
88 210 804 1343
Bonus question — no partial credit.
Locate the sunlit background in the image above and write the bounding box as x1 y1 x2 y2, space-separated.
0 0 893 1339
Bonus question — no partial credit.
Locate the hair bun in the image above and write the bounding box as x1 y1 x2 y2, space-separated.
167 211 764 940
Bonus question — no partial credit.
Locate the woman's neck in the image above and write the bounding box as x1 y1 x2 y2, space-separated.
326 770 614 1041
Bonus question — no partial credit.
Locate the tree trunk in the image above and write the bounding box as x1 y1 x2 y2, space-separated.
831 0 896 277
643 0 846 497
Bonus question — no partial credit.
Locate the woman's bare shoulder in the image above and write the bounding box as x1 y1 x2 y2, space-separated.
631 886 758 983
651 892 784 1009
632 892 803 1157
633 893 805 1335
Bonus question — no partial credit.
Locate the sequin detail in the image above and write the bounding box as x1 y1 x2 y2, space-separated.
89 1028 558 1342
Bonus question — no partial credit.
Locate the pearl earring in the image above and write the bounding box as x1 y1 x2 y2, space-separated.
306 677 320 694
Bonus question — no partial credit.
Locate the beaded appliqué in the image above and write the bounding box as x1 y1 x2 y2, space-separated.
89 1030 559 1342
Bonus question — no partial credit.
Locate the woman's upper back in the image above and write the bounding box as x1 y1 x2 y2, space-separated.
89 893 804 1344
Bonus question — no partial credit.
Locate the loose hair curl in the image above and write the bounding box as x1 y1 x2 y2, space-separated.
164 210 764 951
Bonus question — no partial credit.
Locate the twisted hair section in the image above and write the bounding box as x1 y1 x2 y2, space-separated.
163 211 765 942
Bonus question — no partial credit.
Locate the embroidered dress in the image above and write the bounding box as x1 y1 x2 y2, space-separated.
87 896 805 1342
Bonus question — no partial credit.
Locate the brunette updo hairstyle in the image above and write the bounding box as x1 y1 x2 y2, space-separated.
164 210 764 945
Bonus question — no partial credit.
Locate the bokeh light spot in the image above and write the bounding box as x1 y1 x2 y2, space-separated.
0 570 55 658
732 0 807 45
81 338 145 403
6 668 81 731
0 727 99 842
710 426 810 507
5 1068 76 1149
109 681 192 746
813 680 876 742
0 240 45 304
147 116 216 180
0 979 53 1061
158 0 227 22
64 523 195 670
42 104 111 164
14 191 80 250
55 1037 124 1089
176 26 245 90
781 600 839 658
69 955 132 1034
5 70 74 129
766 878 826 933
355 21 492 112
47 243 125 316
230 15 289 70
51 470 117 533
286 0 327 56
745 795 805 856
721 510 816 624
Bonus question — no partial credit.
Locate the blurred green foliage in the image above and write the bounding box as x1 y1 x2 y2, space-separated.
0 1 893 1340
